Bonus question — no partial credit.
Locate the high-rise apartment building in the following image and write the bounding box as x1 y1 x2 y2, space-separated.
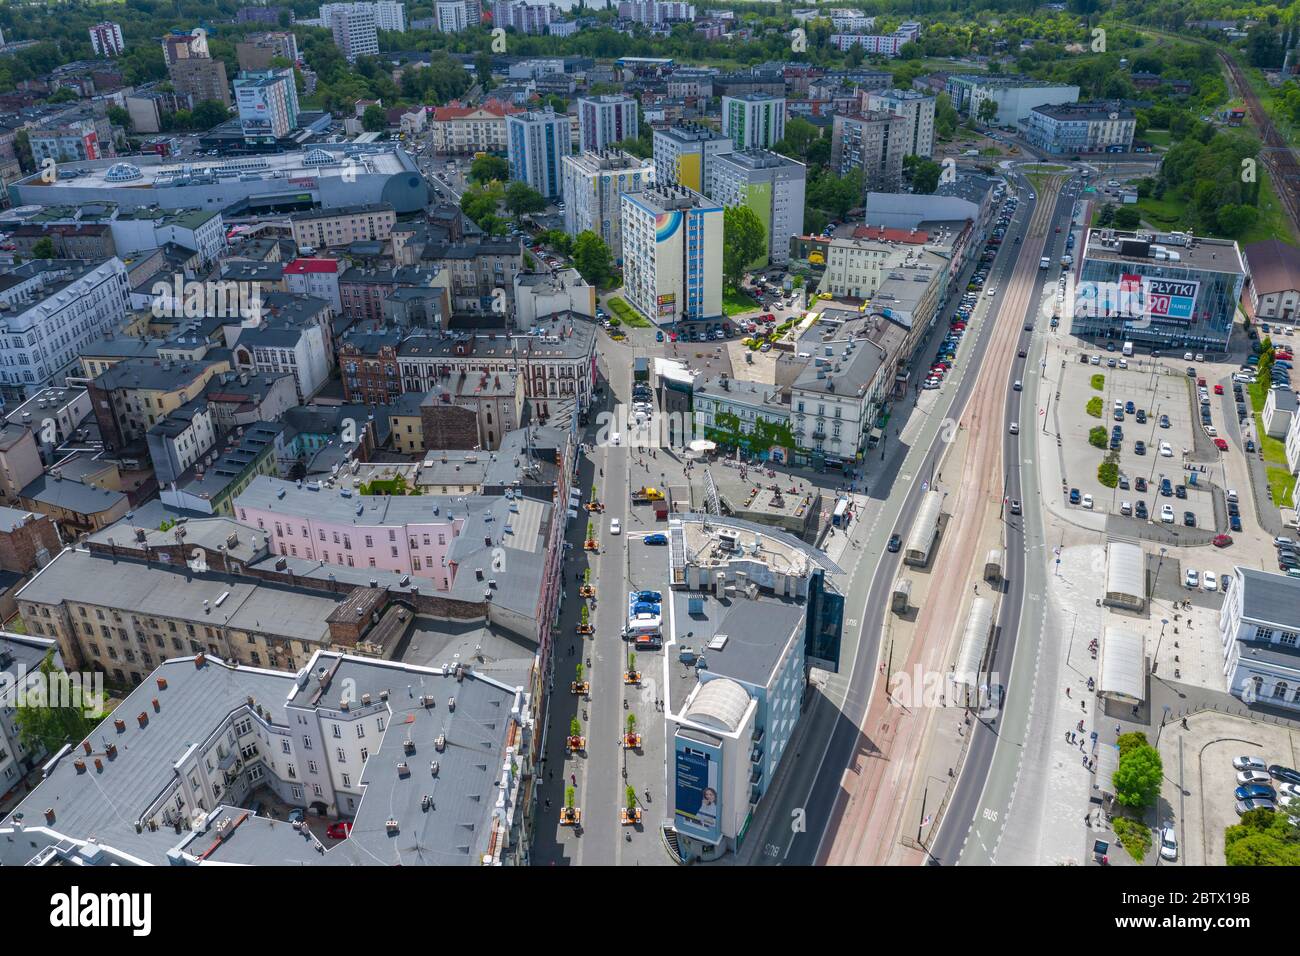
507 109 570 199
721 93 786 150
708 149 806 266
577 94 638 153
620 184 723 326
562 148 655 264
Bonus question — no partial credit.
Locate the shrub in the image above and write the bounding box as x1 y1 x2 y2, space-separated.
1086 397 1103 418
1091 374 1105 391
1112 817 1152 861
1089 426 1108 449
1098 460 1119 488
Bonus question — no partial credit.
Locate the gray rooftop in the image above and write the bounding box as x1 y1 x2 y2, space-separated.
1238 567 1300 631
20 474 126 516
17 548 343 644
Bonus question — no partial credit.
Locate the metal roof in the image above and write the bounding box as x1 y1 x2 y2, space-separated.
1099 626 1145 704
1105 541 1145 601
684 676 752 732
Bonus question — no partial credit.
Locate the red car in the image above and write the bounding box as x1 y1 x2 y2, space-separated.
1278 351 1294 361
1214 384 1224 395
326 821 353 840
1214 437 1229 451
1213 534 1234 548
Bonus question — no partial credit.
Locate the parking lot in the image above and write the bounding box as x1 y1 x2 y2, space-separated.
1163 711 1300 865
1056 354 1220 533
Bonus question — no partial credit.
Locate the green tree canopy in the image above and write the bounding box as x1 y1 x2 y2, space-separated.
1113 737 1163 809
469 154 509 184
723 204 767 286
362 104 388 132
572 230 614 287
13 651 103 755
504 181 546 216
30 237 56 260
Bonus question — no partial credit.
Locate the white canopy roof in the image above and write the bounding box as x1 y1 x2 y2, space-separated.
1099 626 1145 704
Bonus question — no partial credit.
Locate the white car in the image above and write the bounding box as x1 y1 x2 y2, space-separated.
1233 755 1268 772
1238 769 1272 786
609 518 621 535
1205 425 1218 437
1203 571 1217 592
1162 504 1175 523
987 288 996 297
1082 493 1094 509
1280 782 1300 798
1013 380 1022 391
1159 826 1178 862
1185 568 1199 588
1159 442 1173 457
1009 421 1019 435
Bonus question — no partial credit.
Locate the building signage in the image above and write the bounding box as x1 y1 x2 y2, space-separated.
674 739 721 843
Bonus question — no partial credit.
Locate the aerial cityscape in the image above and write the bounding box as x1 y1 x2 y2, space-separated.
0 0 1299 891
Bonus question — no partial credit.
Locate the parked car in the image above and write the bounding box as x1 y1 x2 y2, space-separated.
1158 826 1178 862
1236 797 1277 815
1269 765 1300 786
326 821 353 840
643 533 668 545
1238 769 1273 785
1236 784 1278 801
887 533 902 552
1213 534 1234 548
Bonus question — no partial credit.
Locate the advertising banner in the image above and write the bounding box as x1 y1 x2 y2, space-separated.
675 738 722 843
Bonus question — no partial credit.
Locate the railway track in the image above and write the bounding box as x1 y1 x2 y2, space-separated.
1218 50 1300 241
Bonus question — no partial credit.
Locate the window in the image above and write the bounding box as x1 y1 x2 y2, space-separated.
332 724 341 739
281 739 291 754
336 747 347 763
356 724 365 739
302 735 312 750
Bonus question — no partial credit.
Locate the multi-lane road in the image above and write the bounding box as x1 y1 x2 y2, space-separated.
735 165 1084 866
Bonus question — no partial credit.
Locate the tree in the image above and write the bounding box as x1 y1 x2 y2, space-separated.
773 116 819 161
362 104 388 132
106 105 131 131
1225 809 1300 865
190 99 229 131
1113 205 1142 229
30 237 56 259
469 154 509 184
504 181 546 216
1113 736 1163 809
723 204 767 286
572 230 613 287
13 651 103 755
977 98 998 124
905 156 942 195
1215 204 1259 237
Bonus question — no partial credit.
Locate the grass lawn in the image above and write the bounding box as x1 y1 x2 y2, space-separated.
1142 129 1172 148
722 287 760 317
1137 193 1190 230
1247 378 1290 466
1239 167 1298 247
1021 163 1070 174
606 296 652 328
1269 467 1297 509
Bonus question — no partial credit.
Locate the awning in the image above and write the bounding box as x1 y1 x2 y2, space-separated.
869 428 883 441
954 596 993 686
1098 627 1146 704
688 439 716 452
1096 743 1120 796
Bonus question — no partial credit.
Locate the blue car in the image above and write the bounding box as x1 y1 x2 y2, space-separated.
643 533 667 545
1230 515 1243 532
1235 784 1277 801
655 331 664 342
1069 488 1081 504
632 602 660 615
636 590 662 603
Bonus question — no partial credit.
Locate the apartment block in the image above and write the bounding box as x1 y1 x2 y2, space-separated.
578 94 639 153
721 93 785 150
621 184 723 326
705 150 803 268
291 202 395 251
507 109 570 199
865 88 936 158
831 110 907 193
652 123 733 193
561 148 655 264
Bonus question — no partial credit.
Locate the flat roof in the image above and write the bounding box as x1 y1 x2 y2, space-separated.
17 548 342 644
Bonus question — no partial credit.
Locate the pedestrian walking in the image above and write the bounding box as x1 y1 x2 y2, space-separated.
1065 687 1071 698
570 773 576 786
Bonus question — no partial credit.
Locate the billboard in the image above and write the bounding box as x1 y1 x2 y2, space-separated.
1138 276 1199 321
674 737 722 843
